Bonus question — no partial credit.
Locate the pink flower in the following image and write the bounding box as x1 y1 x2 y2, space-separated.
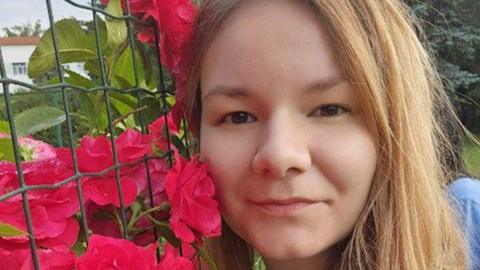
64 129 152 175
131 158 169 197
0 189 80 249
86 203 157 246
0 157 70 190
157 242 194 270
166 151 221 243
75 234 158 270
57 129 152 207
106 0 196 71
0 133 56 162
86 203 121 239
127 0 196 126
0 246 75 270
82 176 137 207
148 113 179 152
0 157 79 249
19 137 57 161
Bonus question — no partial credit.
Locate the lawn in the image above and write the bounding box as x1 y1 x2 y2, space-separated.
463 136 480 177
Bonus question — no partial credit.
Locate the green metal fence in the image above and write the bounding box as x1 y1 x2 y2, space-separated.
0 1 181 268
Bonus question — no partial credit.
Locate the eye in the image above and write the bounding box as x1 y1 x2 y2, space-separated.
221 111 256 125
310 104 350 117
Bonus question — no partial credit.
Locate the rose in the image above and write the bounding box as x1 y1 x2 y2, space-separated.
148 112 179 153
75 234 158 270
86 203 157 246
63 129 152 175
0 189 80 250
18 137 57 161
123 0 196 126
157 242 194 270
0 246 75 270
57 129 152 207
166 151 221 243
0 133 57 162
0 143 79 250
81 175 138 207
132 158 169 193
0 156 71 190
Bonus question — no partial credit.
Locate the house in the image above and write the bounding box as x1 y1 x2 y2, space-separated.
0 36 40 92
0 36 87 93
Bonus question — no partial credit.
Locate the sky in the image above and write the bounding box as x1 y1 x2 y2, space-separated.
0 1 94 34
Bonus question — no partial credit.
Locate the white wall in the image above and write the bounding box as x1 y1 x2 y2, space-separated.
1 44 36 92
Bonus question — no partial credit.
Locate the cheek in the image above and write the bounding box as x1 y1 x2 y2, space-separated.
199 128 255 210
311 121 377 197
306 122 377 240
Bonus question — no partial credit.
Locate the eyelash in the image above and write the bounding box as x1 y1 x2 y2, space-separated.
309 104 351 117
219 104 351 125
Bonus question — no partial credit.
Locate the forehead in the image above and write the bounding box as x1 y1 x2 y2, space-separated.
200 0 344 99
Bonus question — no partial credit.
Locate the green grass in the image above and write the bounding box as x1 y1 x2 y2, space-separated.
463 136 480 177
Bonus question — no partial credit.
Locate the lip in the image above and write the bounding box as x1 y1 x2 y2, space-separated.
249 198 319 217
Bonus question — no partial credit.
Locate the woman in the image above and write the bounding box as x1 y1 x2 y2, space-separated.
181 0 468 268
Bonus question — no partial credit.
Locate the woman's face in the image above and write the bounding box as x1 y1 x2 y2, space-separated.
199 0 377 267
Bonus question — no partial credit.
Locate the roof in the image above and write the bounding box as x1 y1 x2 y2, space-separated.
0 36 40 46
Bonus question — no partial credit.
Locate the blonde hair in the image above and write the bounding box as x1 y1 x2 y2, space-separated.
183 0 468 269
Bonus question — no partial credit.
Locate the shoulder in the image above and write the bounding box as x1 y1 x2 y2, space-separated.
448 177 480 204
448 177 480 269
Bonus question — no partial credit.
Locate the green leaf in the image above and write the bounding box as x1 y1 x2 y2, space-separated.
73 240 87 256
64 69 96 88
166 94 176 108
139 45 159 90
76 93 108 131
169 135 185 153
86 16 108 55
28 18 98 78
84 59 101 77
0 121 10 134
111 47 145 88
0 222 27 237
15 106 66 136
134 95 162 128
0 138 15 162
105 0 127 49
109 93 139 129
109 92 138 109
110 97 135 119
83 18 107 78
42 75 61 85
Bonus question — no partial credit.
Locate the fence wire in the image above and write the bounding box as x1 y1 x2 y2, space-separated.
0 1 183 268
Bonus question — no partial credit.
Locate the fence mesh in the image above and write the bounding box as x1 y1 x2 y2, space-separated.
0 1 183 268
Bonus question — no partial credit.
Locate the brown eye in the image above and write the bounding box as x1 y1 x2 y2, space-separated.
223 111 256 124
311 104 349 117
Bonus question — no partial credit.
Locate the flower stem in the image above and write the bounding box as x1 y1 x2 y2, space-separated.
192 242 218 270
128 202 169 229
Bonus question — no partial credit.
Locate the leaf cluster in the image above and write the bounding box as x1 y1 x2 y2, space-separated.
406 0 480 132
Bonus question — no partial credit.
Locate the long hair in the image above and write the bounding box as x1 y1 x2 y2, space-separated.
183 0 468 269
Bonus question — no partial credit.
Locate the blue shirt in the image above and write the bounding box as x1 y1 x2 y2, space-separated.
448 177 480 270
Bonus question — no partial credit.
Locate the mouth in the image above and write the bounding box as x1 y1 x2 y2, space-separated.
249 198 320 217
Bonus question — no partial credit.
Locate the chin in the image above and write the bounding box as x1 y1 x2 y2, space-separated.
252 237 328 260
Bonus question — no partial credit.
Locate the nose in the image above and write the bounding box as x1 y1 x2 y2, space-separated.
252 112 312 178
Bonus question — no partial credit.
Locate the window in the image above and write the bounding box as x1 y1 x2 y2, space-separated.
12 62 27 75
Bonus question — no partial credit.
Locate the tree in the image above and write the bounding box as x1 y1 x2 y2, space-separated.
2 20 44 37
406 0 480 132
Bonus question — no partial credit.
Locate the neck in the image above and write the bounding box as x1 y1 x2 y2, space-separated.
263 248 337 270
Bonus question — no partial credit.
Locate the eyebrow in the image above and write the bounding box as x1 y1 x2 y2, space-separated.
201 76 346 104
